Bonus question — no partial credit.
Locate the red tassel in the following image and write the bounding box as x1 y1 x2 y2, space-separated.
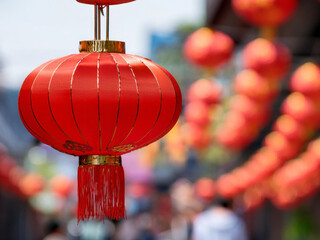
77 165 126 222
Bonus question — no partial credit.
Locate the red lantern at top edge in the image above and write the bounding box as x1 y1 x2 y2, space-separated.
18 0 182 222
184 28 234 69
232 0 298 27
243 38 291 80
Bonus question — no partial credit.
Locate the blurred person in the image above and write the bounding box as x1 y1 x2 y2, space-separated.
114 213 156 240
192 197 248 240
169 179 203 240
43 219 67 240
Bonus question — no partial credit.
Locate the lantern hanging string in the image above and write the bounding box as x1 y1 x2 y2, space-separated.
94 4 98 40
94 4 110 41
106 4 109 40
98 5 101 40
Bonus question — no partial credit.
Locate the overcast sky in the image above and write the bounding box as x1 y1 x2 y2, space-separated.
0 0 204 88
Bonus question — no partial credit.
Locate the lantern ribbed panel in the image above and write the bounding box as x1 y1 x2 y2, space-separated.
18 53 182 156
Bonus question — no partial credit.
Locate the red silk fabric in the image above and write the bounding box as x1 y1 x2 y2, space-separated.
18 53 182 156
76 0 135 5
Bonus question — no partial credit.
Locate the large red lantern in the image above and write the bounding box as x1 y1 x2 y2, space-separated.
18 0 182 221
231 0 298 27
183 28 234 69
243 38 291 79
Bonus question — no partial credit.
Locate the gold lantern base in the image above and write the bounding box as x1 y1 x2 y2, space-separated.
79 40 126 53
79 155 122 166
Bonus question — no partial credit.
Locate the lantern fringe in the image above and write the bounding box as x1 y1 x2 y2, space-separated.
77 165 126 222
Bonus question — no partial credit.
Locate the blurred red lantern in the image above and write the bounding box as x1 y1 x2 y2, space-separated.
229 95 271 127
273 115 309 141
127 182 151 199
0 157 16 189
242 185 265 212
184 28 234 69
19 173 44 197
231 168 255 192
187 79 222 106
281 92 320 128
264 131 301 160
50 175 75 197
184 101 211 127
217 174 241 198
290 63 320 99
185 123 212 150
194 178 216 201
307 138 320 160
216 129 257 151
232 0 298 27
8 167 26 196
243 39 291 79
271 187 298 209
234 69 278 102
216 114 260 151
248 147 283 180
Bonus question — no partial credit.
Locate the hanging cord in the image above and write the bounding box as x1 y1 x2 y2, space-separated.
105 4 110 40
94 4 110 41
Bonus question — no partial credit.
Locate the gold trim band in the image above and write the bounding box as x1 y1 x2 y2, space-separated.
79 40 126 53
79 155 122 166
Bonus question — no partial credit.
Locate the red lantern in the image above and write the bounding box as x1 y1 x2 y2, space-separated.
18 0 182 222
187 78 222 106
264 131 301 160
234 69 278 101
290 63 320 100
231 168 255 192
184 101 211 127
248 148 283 180
242 185 265 212
184 28 234 69
217 174 241 198
229 95 271 127
50 175 75 197
273 115 309 141
281 92 320 128
307 139 320 161
185 123 212 150
243 38 291 79
232 0 298 27
19 173 44 197
194 178 216 201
